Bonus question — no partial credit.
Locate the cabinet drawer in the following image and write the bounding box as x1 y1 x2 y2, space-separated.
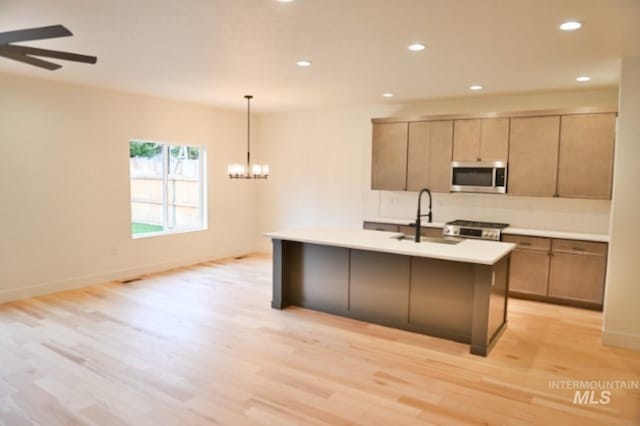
552 239 607 256
503 235 551 251
363 222 399 232
398 225 443 238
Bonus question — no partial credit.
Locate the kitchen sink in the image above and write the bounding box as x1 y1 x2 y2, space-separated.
392 234 461 245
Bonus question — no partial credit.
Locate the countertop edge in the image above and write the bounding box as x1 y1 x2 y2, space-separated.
265 228 515 266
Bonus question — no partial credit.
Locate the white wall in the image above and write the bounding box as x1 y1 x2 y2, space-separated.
258 88 618 249
603 57 640 351
376 192 611 233
0 72 262 303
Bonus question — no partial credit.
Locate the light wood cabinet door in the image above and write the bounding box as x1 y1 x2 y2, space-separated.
409 257 474 337
372 122 408 190
286 244 350 315
453 118 508 162
428 120 454 192
349 250 410 325
479 118 509 162
548 253 607 304
508 249 550 296
406 122 430 191
508 116 560 197
557 113 616 199
453 119 481 162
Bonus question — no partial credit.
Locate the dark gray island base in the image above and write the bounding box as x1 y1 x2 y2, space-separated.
271 238 511 356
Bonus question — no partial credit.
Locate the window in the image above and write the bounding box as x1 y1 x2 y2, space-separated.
129 141 206 237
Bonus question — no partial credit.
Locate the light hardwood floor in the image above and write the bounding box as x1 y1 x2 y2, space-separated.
0 254 638 425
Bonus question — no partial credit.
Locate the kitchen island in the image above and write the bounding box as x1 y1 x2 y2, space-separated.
265 227 515 356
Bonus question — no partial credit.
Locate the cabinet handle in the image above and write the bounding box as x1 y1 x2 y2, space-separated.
519 242 532 246
476 157 482 162
572 247 586 252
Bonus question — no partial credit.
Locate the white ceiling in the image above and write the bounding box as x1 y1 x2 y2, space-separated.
1 0 638 112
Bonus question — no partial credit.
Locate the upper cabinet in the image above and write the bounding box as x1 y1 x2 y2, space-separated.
406 122 429 191
373 120 453 192
452 119 480 162
427 121 454 192
406 120 453 192
453 118 509 162
371 109 616 198
557 113 616 199
371 122 408 190
508 116 560 197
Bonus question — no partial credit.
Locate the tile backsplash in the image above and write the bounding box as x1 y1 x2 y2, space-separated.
376 191 611 234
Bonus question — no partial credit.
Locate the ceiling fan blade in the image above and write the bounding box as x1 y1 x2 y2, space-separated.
0 25 72 45
0 51 61 70
0 44 97 64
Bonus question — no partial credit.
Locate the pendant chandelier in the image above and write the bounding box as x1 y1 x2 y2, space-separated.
227 95 269 179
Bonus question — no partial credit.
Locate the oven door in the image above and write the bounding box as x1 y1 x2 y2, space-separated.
450 161 507 193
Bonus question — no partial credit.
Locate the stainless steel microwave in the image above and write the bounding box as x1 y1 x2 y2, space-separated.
450 161 507 194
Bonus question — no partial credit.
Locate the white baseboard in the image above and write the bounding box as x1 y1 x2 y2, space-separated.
602 329 640 352
0 243 263 305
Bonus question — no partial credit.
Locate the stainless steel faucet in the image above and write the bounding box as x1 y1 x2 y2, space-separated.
415 188 433 242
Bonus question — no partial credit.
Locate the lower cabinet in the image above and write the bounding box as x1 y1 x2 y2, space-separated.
349 249 410 326
508 249 550 296
504 234 607 309
275 240 510 355
502 235 550 296
548 241 607 304
361 226 608 309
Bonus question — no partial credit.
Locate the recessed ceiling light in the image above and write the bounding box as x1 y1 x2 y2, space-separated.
277 0 294 2
560 21 582 31
296 60 312 67
408 43 426 52
469 85 484 91
576 75 591 82
382 93 394 98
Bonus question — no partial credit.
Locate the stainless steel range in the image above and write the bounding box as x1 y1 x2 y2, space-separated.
443 219 510 241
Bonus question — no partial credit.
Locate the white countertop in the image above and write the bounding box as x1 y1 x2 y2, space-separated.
364 217 609 243
265 227 515 265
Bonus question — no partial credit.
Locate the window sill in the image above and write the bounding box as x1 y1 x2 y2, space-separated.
132 226 207 240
